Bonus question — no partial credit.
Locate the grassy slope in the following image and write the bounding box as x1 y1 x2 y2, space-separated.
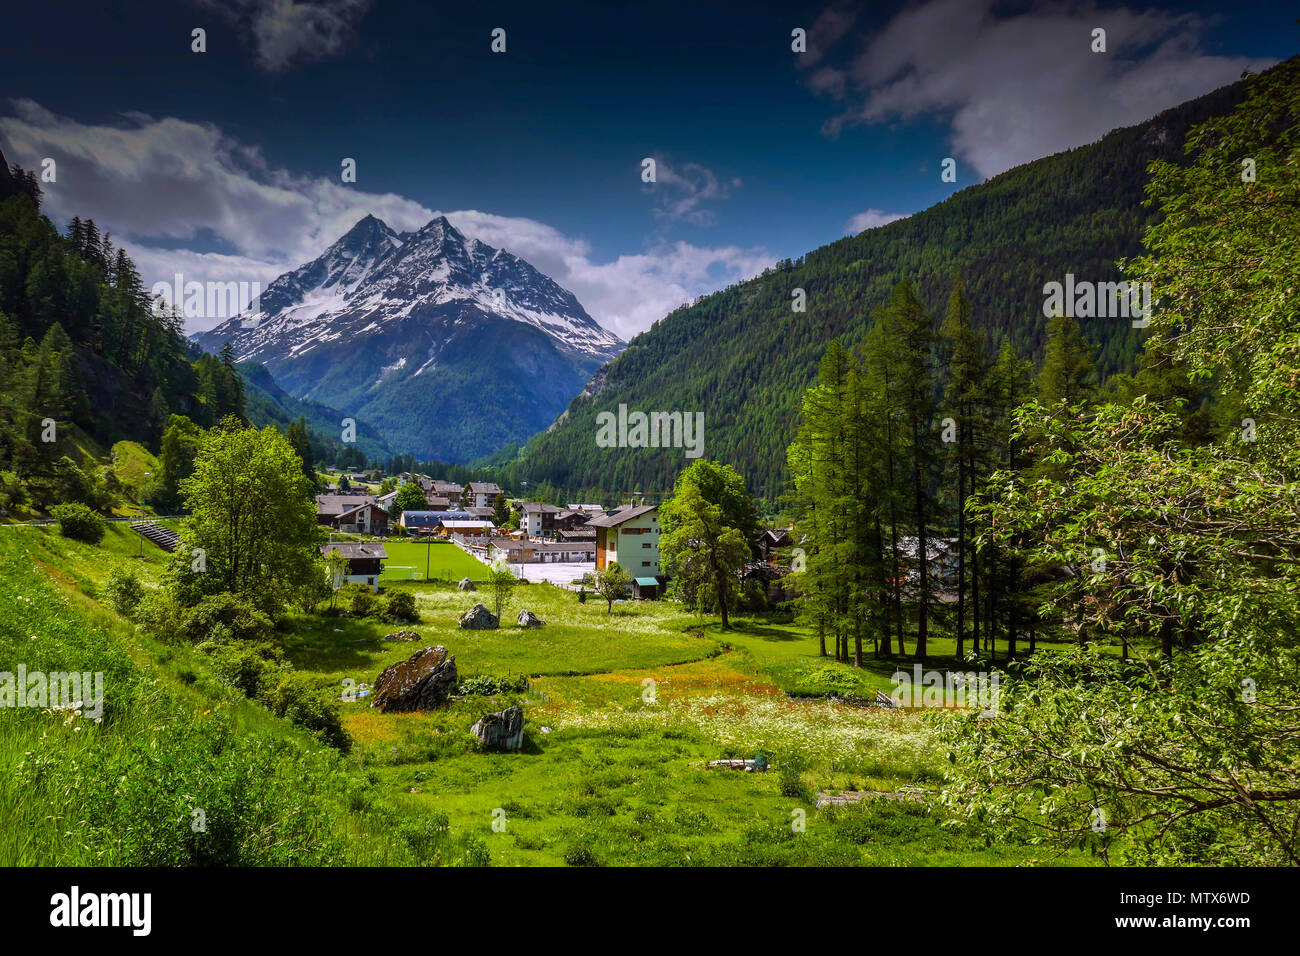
0 526 483 866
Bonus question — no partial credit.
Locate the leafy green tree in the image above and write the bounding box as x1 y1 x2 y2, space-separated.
947 62 1300 864
173 418 322 610
392 482 427 517
594 562 631 615
486 559 516 623
660 460 754 628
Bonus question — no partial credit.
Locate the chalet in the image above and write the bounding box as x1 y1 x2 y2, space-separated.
557 527 596 543
465 482 503 510
567 503 604 513
756 529 794 566
554 509 594 533
431 481 463 506
515 501 560 538
439 519 495 538
587 505 661 577
321 542 387 591
316 495 389 534
402 510 491 536
473 537 597 564
424 495 451 511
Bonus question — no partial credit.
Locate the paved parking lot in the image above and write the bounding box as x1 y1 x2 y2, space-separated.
507 561 594 589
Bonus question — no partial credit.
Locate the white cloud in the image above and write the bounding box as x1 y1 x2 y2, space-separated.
845 208 909 233
810 0 1276 180
195 0 374 73
0 101 772 339
440 209 773 341
645 157 742 227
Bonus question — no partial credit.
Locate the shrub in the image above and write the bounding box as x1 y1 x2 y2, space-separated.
264 673 350 751
181 592 273 645
51 502 104 544
563 844 600 867
103 567 144 616
380 589 418 623
340 582 378 618
203 641 284 699
134 590 186 641
457 674 530 697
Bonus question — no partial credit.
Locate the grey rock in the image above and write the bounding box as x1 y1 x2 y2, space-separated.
458 602 499 630
516 608 545 628
471 704 525 751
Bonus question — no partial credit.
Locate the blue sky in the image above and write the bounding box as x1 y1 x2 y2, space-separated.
0 0 1290 337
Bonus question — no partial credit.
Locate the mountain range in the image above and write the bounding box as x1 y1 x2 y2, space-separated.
499 70 1259 501
194 214 623 462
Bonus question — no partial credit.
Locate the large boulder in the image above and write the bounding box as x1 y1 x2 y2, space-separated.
471 704 525 751
372 645 458 712
459 603 499 630
516 609 545 628
458 577 476 591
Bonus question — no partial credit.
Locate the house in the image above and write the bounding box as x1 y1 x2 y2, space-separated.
756 528 794 566
401 510 490 535
567 503 604 513
439 519 495 538
897 536 960 586
554 509 594 533
316 495 389 534
557 527 596 542
465 481 503 510
515 501 560 538
587 505 661 577
376 490 398 511
431 481 462 506
472 536 597 564
321 542 388 592
425 495 451 511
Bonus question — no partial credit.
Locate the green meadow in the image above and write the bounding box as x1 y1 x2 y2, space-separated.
0 525 1094 867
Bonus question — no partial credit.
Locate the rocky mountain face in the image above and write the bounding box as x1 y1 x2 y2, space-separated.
193 214 623 462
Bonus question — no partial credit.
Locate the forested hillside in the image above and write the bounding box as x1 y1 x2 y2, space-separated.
508 74 1254 501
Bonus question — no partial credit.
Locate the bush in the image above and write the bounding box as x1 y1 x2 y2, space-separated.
457 674 530 697
380 589 418 623
264 673 350 751
133 590 186 641
203 641 284 699
181 592 274 645
51 502 104 544
340 582 378 618
104 567 144 616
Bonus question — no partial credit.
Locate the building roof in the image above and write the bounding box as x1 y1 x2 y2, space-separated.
467 482 502 494
465 506 495 518
558 528 596 540
634 577 660 586
426 496 451 508
481 536 596 553
316 494 375 517
337 502 388 521
518 501 560 514
586 505 658 528
401 510 482 526
431 480 462 493
320 542 388 560
441 520 495 529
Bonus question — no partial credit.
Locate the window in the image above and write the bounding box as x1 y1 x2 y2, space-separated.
642 561 651 567
643 542 652 548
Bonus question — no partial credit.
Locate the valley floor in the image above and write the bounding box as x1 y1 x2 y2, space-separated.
1 524 1096 866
